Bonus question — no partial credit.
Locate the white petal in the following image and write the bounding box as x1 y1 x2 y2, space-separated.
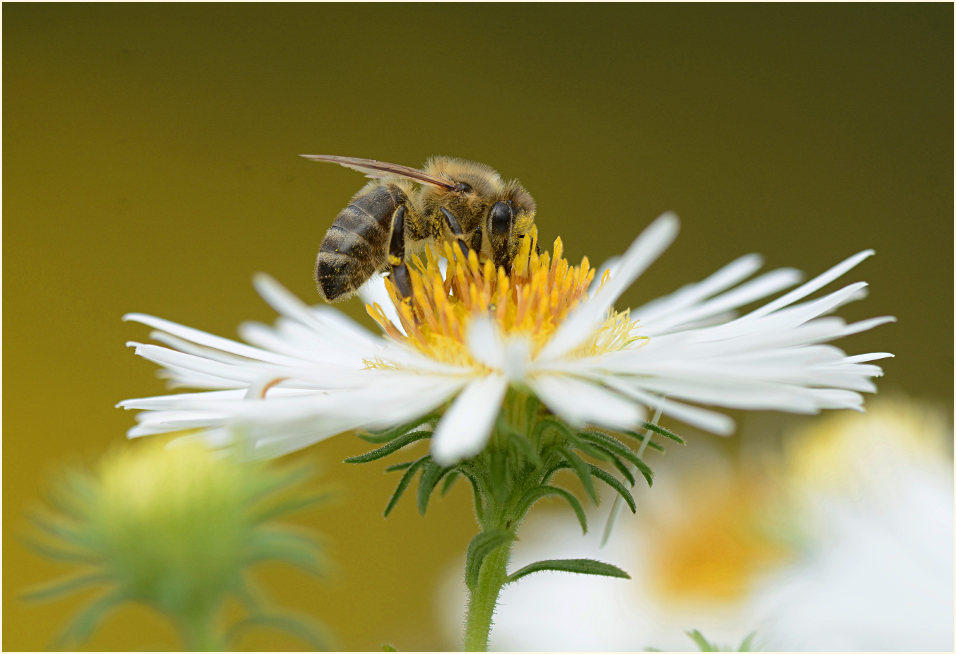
358 273 406 335
744 249 874 319
431 374 508 465
466 316 507 370
539 213 679 362
641 267 802 335
528 374 643 430
633 253 767 322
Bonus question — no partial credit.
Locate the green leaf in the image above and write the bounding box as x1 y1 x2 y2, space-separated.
641 422 685 445
21 571 111 602
557 446 599 504
506 558 630 584
382 644 398 652
417 461 453 515
516 485 588 533
346 430 432 463
385 461 414 472
227 611 328 651
359 414 437 444
465 529 515 590
587 465 636 513
384 456 430 517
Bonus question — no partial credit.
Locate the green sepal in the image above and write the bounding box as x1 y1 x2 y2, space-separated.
249 492 331 524
246 528 322 573
384 456 430 517
227 611 328 651
506 558 630 584
601 429 664 452
20 536 99 565
503 426 543 468
586 444 636 486
738 631 758 651
459 469 485 521
21 571 111 602
359 414 437 444
587 464 636 513
687 629 717 651
578 430 647 470
465 529 515 591
640 422 685 445
54 589 127 647
346 430 432 463
557 446 599 504
488 449 510 505
440 470 460 496
417 461 453 515
524 394 541 432
533 416 575 444
516 485 587 534
566 433 616 463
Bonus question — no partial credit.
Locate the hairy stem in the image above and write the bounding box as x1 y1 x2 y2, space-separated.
464 535 514 651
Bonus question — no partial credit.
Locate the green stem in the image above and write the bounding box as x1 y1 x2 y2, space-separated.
464 535 514 651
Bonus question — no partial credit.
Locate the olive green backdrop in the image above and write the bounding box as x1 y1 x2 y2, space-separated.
4 3 952 651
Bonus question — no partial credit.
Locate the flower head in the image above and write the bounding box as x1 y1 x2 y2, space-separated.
24 440 323 647
119 214 892 465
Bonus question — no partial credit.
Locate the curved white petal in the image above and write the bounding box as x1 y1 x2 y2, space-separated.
528 373 644 431
431 374 508 466
539 213 679 362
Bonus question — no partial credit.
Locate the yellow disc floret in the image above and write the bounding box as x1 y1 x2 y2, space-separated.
367 227 646 367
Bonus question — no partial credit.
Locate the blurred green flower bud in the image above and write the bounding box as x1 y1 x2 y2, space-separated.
24 438 327 650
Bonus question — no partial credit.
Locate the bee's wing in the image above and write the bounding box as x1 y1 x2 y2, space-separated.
300 155 454 189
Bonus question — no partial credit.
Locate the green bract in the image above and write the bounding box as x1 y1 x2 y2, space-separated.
348 389 683 651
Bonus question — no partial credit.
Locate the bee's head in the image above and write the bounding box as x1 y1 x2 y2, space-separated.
488 181 536 261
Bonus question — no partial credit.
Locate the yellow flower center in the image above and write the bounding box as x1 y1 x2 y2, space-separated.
366 227 646 367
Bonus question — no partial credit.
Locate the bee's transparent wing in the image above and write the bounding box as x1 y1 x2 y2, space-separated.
300 155 454 189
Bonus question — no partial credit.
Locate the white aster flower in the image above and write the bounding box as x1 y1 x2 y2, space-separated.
119 213 892 464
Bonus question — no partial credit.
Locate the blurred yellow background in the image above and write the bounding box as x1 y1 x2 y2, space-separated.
3 4 951 651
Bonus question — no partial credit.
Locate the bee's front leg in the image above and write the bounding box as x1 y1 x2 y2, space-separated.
440 207 473 258
388 205 412 299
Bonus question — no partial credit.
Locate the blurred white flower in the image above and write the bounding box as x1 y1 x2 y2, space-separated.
440 398 953 651
119 214 891 464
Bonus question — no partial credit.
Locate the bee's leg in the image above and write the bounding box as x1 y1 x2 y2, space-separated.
470 226 483 254
440 207 472 257
388 205 412 299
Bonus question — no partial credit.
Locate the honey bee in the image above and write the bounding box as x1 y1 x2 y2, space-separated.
302 155 536 302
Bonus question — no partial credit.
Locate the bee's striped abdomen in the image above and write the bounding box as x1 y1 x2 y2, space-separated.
315 183 407 301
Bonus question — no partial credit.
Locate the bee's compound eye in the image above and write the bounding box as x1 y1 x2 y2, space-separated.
490 201 513 237
452 182 471 193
